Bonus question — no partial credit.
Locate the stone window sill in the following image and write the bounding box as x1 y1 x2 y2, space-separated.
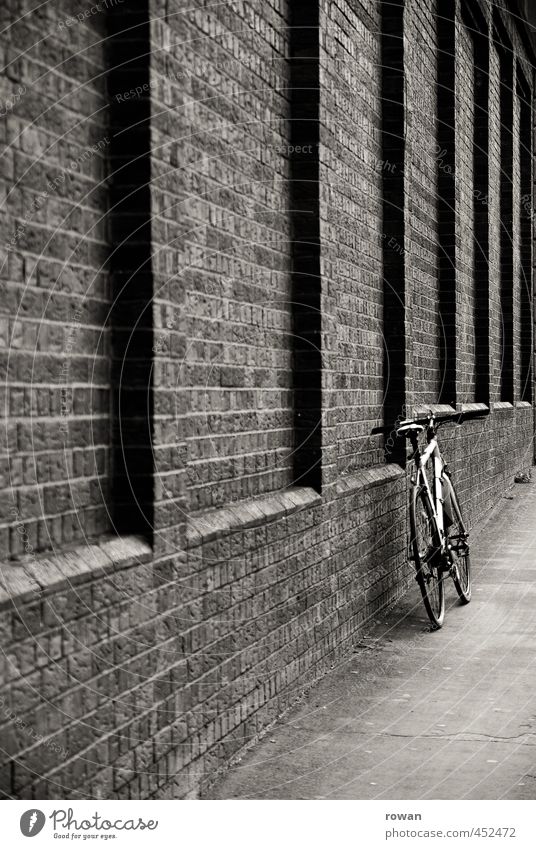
492 401 515 412
411 403 457 419
0 535 152 608
187 487 321 548
460 402 489 415
335 464 404 498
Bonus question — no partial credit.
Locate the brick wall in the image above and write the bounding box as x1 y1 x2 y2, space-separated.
489 41 502 403
0 0 534 802
0 0 112 558
320 0 385 475
456 19 476 403
172 0 295 513
406 0 441 408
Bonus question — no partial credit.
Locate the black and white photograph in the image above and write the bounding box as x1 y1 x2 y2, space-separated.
1 0 536 843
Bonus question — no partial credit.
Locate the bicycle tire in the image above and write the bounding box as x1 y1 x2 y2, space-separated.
444 474 471 603
410 481 445 628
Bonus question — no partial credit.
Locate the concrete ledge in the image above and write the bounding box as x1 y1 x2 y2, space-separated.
412 403 457 419
335 464 404 498
492 401 515 413
186 487 321 548
516 401 532 409
0 535 152 608
460 402 489 415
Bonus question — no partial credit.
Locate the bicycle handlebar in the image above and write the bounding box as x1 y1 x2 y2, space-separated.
370 408 489 436
411 409 489 428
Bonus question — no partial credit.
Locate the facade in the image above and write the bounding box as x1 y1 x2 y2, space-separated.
0 0 534 799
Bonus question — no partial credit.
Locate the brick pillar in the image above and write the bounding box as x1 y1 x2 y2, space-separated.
472 14 491 405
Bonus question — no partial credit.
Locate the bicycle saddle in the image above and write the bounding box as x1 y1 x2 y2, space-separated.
396 422 424 437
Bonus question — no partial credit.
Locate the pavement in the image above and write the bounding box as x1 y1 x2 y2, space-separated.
208 481 536 800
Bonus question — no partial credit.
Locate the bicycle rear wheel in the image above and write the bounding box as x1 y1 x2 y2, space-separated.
410 481 445 628
444 474 471 603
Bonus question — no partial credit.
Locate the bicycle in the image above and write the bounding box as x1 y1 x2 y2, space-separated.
396 410 485 629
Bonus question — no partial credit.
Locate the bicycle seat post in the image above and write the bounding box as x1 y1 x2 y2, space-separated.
410 432 420 461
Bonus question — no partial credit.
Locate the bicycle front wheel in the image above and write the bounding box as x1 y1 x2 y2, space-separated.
444 474 471 603
410 482 445 628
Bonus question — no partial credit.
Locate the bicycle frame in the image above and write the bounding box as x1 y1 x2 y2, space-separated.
410 425 448 554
